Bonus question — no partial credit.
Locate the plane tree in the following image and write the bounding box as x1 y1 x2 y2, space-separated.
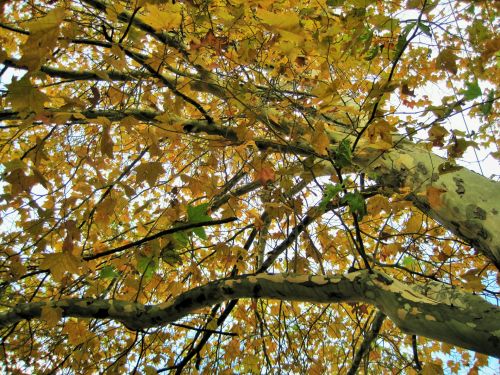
0 0 499 373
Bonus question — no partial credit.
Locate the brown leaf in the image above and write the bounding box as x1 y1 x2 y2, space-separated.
426 186 447 209
436 48 458 75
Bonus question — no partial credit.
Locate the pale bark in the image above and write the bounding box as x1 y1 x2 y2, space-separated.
352 138 500 268
1 270 499 357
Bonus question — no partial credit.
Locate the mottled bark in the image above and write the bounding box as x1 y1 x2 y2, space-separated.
353 139 500 268
1 270 499 357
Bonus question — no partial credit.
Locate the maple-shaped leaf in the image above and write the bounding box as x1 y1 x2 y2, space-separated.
255 8 300 31
186 203 212 239
143 3 182 30
4 169 38 196
40 253 87 281
135 161 165 186
20 7 65 70
342 192 367 219
6 76 49 116
311 124 331 156
63 320 92 346
461 80 482 101
435 48 458 75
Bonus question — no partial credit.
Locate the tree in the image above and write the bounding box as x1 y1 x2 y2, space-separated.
0 0 499 373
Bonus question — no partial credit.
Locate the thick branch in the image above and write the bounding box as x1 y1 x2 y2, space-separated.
354 139 500 268
1 270 498 357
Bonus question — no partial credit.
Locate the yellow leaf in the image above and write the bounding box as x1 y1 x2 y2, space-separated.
40 253 86 281
367 195 391 215
242 354 260 374
108 86 125 105
405 212 423 233
422 363 444 375
255 8 300 31
41 306 63 328
20 7 65 70
95 196 117 226
206 318 218 331
310 124 331 156
462 278 485 292
394 154 414 170
4 168 38 196
6 76 49 116
63 320 91 346
135 161 165 187
143 3 182 30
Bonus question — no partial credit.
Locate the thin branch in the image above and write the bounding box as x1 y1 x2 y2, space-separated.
347 311 386 375
82 217 238 261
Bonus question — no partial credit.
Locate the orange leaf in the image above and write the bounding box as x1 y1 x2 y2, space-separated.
254 164 275 185
426 186 447 209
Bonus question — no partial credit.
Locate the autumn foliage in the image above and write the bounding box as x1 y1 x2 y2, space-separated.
0 0 499 373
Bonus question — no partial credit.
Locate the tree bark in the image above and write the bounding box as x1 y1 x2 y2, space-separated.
352 138 500 269
1 270 499 357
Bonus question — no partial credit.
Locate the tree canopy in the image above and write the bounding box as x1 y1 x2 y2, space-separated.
0 0 499 373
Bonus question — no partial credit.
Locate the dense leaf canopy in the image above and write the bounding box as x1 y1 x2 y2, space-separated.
0 0 499 373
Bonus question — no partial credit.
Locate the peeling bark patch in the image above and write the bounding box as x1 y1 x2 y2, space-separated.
466 204 487 220
453 177 465 196
311 275 328 285
417 162 428 176
464 221 489 240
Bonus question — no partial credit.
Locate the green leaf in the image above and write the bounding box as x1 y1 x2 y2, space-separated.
160 247 182 265
173 231 189 247
137 255 156 281
394 22 415 58
364 45 380 61
187 203 212 239
418 22 431 37
462 80 481 100
342 192 367 219
187 203 212 223
193 226 207 240
334 139 352 168
99 265 119 279
402 256 416 268
319 184 342 212
479 90 494 116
